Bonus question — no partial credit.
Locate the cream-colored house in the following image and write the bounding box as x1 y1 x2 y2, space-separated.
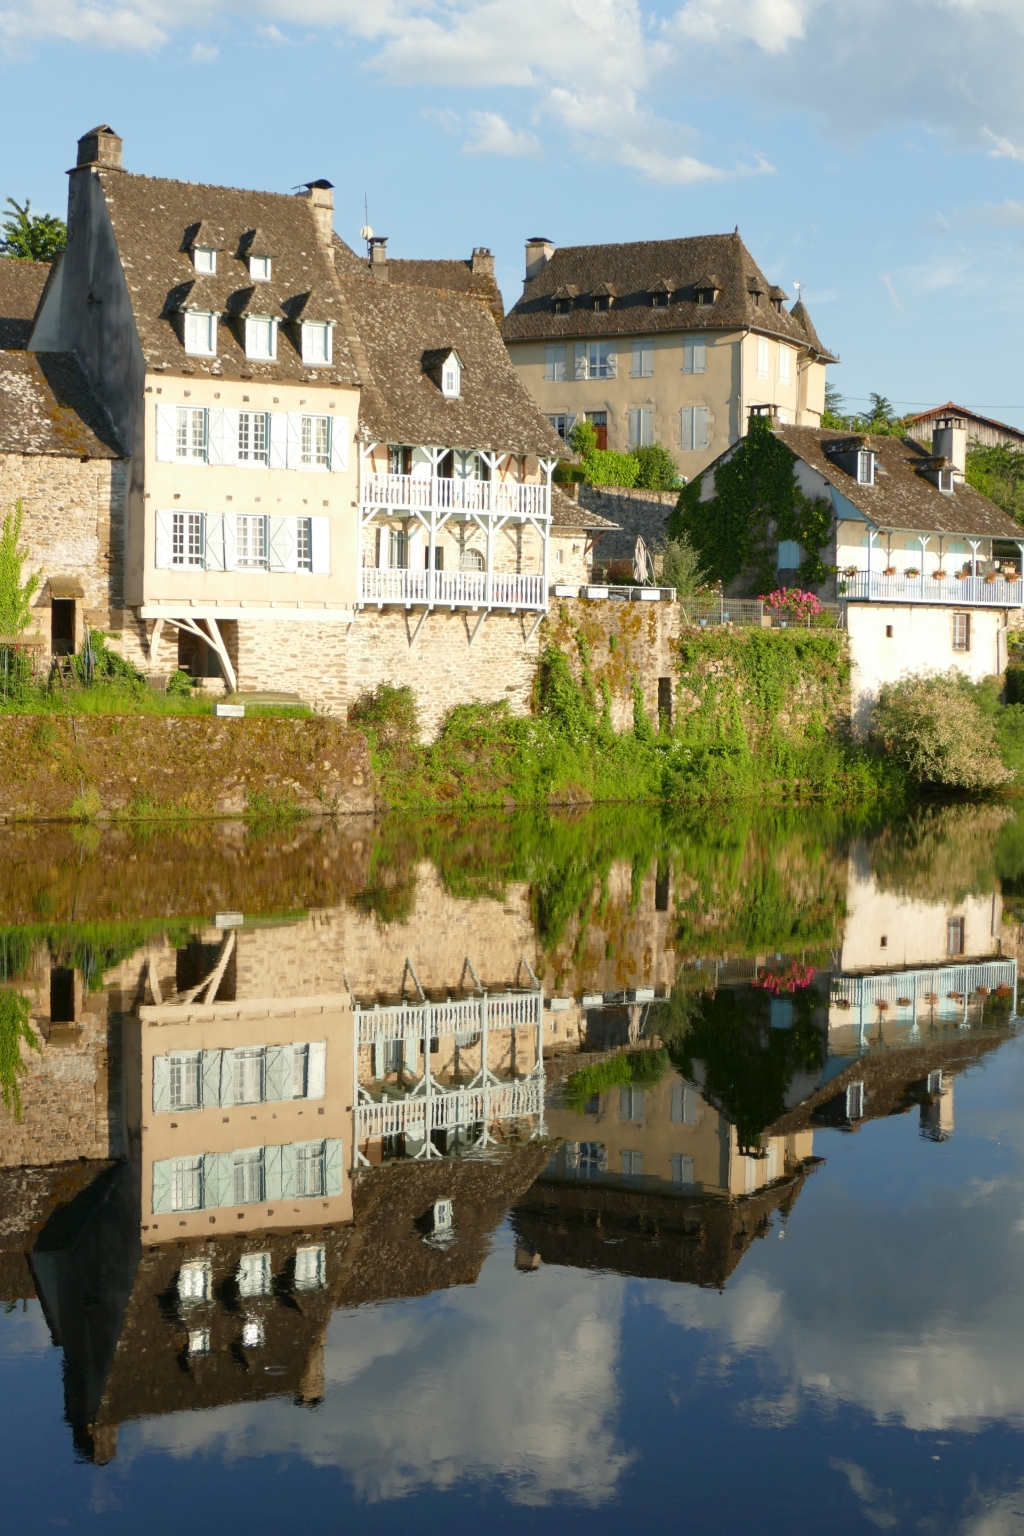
501 233 834 476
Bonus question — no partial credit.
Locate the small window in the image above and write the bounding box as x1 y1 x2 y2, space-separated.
235 515 268 570
237 1251 272 1298
777 539 800 569
682 333 706 375
233 1148 265 1205
756 336 770 379
593 294 611 312
628 407 654 448
249 254 271 282
237 410 268 465
171 511 205 568
193 247 216 274
442 358 461 398
947 916 965 955
301 321 332 366
460 548 485 572
545 344 567 383
846 1081 865 1120
952 612 971 652
939 469 954 493
175 407 207 461
171 1157 204 1212
301 415 330 468
778 344 791 385
631 338 654 378
857 450 875 486
294 1244 327 1291
696 288 716 307
245 317 277 361
554 297 572 315
621 1150 643 1179
184 310 217 356
619 1087 644 1123
389 529 409 569
680 405 708 452
885 624 893 638
233 1045 265 1100
585 341 614 379
169 1051 201 1111
296 1141 326 1198
651 290 669 308
296 517 312 572
671 1153 695 1189
178 1260 212 1303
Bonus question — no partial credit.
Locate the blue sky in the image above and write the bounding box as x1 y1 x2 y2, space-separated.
4 1 1024 421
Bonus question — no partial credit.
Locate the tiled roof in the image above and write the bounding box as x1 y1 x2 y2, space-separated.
501 233 836 360
0 260 49 349
550 485 620 531
339 275 565 457
0 350 123 457
387 257 504 323
95 171 361 385
776 425 1022 539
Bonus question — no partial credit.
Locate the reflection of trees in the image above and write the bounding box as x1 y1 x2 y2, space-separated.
866 804 1013 904
665 986 825 1153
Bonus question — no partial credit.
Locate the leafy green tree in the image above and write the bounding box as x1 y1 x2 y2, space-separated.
659 533 707 599
0 197 66 262
873 671 1012 790
0 503 40 636
634 443 681 490
965 443 1024 526
821 384 909 437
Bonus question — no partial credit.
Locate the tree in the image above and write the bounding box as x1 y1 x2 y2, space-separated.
0 197 66 262
659 534 707 599
0 503 40 636
634 443 681 491
966 443 1024 526
821 384 910 437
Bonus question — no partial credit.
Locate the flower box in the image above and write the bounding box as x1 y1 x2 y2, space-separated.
883 566 897 577
985 573 997 584
905 567 920 577
896 997 912 1007
924 992 939 1004
933 570 948 580
876 999 890 1011
1008 574 1021 584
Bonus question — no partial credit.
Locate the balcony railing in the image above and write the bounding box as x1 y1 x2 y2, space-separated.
354 991 543 1045
359 567 546 611
362 473 549 520
831 960 1017 1028
841 571 1024 607
356 1078 544 1140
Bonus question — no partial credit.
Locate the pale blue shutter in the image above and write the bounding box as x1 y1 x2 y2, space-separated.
329 417 348 473
693 334 706 373
269 412 288 469
202 1049 223 1108
265 1046 291 1102
219 1049 236 1107
155 510 175 569
222 409 240 466
206 408 227 466
605 344 617 378
154 404 176 462
403 1034 417 1072
310 516 330 574
695 407 708 451
267 517 294 573
307 1042 326 1100
204 513 226 572
628 408 639 449
574 341 587 380
287 414 304 469
280 1143 296 1199
324 1139 343 1196
264 1144 283 1200
222 513 238 572
152 1057 171 1114
680 408 694 452
203 1152 230 1208
152 1159 173 1215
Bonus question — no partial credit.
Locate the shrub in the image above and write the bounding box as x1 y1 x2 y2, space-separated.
584 448 640 487
660 535 707 599
873 672 1013 790
0 502 39 636
166 669 194 697
349 682 419 748
635 443 681 490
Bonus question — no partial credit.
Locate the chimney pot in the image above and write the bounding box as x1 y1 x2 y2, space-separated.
370 236 389 282
76 125 122 170
525 236 554 285
932 416 967 481
471 246 495 279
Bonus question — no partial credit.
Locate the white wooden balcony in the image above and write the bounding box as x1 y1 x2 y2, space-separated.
354 990 543 1045
356 1078 544 1141
362 473 549 520
841 571 1024 607
831 960 1017 1035
359 567 545 612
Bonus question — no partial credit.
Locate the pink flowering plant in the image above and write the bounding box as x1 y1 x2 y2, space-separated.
758 587 824 621
752 962 816 995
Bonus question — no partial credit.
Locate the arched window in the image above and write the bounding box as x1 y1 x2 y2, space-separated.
459 549 485 572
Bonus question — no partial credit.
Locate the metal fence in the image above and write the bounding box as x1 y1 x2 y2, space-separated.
676 597 843 630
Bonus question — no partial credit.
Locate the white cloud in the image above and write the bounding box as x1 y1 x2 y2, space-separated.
880 274 903 310
674 0 813 53
191 39 217 61
462 112 541 158
983 128 1024 161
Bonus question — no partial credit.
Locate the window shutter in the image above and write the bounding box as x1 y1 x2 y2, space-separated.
680 408 693 452
641 408 653 446
280 1143 296 1199
201 1049 223 1108
155 510 175 569
693 334 706 374
671 1083 684 1124
267 516 294 573
574 341 587 380
201 1152 227 1209
324 1139 343 1196
307 1041 326 1100
286 414 304 469
329 417 348 473
403 1034 417 1072
264 1046 291 1102
606 345 617 378
268 412 288 470
264 1144 283 1200
154 404 177 462
631 340 642 378
203 512 225 572
221 409 240 467
310 516 330 574
152 1159 174 1215
695 407 708 451
219 1049 236 1107
152 1057 171 1114
206 408 226 466
222 513 239 572
627 408 639 449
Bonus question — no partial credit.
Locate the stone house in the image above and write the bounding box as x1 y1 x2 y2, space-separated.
501 232 834 475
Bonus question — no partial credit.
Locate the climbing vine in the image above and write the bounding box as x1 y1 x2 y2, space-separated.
669 415 833 594
0 987 40 1121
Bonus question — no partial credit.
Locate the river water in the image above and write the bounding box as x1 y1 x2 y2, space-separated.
2 804 1024 1533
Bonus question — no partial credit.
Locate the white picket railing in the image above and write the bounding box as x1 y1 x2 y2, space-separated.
363 474 549 520
355 990 543 1046
359 567 546 611
356 1078 544 1139
841 571 1024 607
831 960 1017 1020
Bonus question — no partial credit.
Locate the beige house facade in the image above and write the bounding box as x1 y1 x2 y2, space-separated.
501 234 834 477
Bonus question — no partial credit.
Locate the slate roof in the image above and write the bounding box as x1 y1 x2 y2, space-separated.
0 260 49 349
550 484 620 532
776 424 1022 539
95 170 361 385
0 351 123 457
339 275 566 457
501 233 836 360
387 257 504 323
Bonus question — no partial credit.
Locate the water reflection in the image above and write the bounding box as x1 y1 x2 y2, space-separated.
0 805 1023 1527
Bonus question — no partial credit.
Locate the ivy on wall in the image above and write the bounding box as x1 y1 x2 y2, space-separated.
668 415 834 594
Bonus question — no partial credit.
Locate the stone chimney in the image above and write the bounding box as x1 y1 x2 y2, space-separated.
76 125 123 170
525 236 554 284
933 415 967 481
471 246 495 278
370 236 389 282
299 179 335 267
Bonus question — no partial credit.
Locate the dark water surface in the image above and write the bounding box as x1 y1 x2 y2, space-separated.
2 805 1024 1533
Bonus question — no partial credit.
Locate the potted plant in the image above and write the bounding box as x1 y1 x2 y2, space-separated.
906 566 920 577
843 565 859 578
883 565 897 577
924 991 938 1004
933 569 948 580
877 999 890 1012
1008 572 1021 584
897 996 912 1007
985 572 997 584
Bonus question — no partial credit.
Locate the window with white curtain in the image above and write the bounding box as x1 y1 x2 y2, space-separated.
235 516 268 570
175 407 207 461
301 415 330 468
237 1252 272 1298
178 1260 212 1303
237 411 268 464
171 1157 203 1212
233 1047 265 1102
233 1148 265 1205
296 1142 326 1198
294 1244 327 1291
184 311 217 356
169 1052 201 1110
584 341 614 378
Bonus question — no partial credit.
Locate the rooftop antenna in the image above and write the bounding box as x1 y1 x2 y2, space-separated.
360 193 373 258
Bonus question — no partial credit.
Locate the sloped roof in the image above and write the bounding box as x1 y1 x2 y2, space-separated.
95 170 361 385
776 424 1022 539
339 275 565 457
0 350 123 457
388 257 504 323
502 233 836 360
907 401 1024 445
0 260 49 349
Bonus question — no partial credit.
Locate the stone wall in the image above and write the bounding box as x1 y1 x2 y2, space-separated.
578 485 679 568
231 619 351 716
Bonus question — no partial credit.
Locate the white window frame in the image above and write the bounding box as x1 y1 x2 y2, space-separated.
233 1147 265 1205
169 1051 202 1111
193 247 216 275
237 1251 272 1298
244 316 278 362
300 414 331 470
631 338 654 379
237 410 269 466
442 358 461 398
175 407 208 462
178 1259 212 1303
756 335 770 379
296 516 312 572
184 310 217 357
295 1141 326 1198
234 514 269 571
301 321 333 366
857 450 875 486
171 1157 204 1212
294 1244 326 1291
545 344 567 383
586 341 614 379
233 1045 266 1100
682 333 706 375
952 612 971 653
249 254 272 282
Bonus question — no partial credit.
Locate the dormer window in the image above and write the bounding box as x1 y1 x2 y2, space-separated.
301 321 333 366
652 291 668 308
442 357 461 398
594 295 610 312
696 288 716 308
193 247 216 275
183 310 217 356
244 316 277 361
939 468 954 494
857 450 875 486
249 254 272 282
